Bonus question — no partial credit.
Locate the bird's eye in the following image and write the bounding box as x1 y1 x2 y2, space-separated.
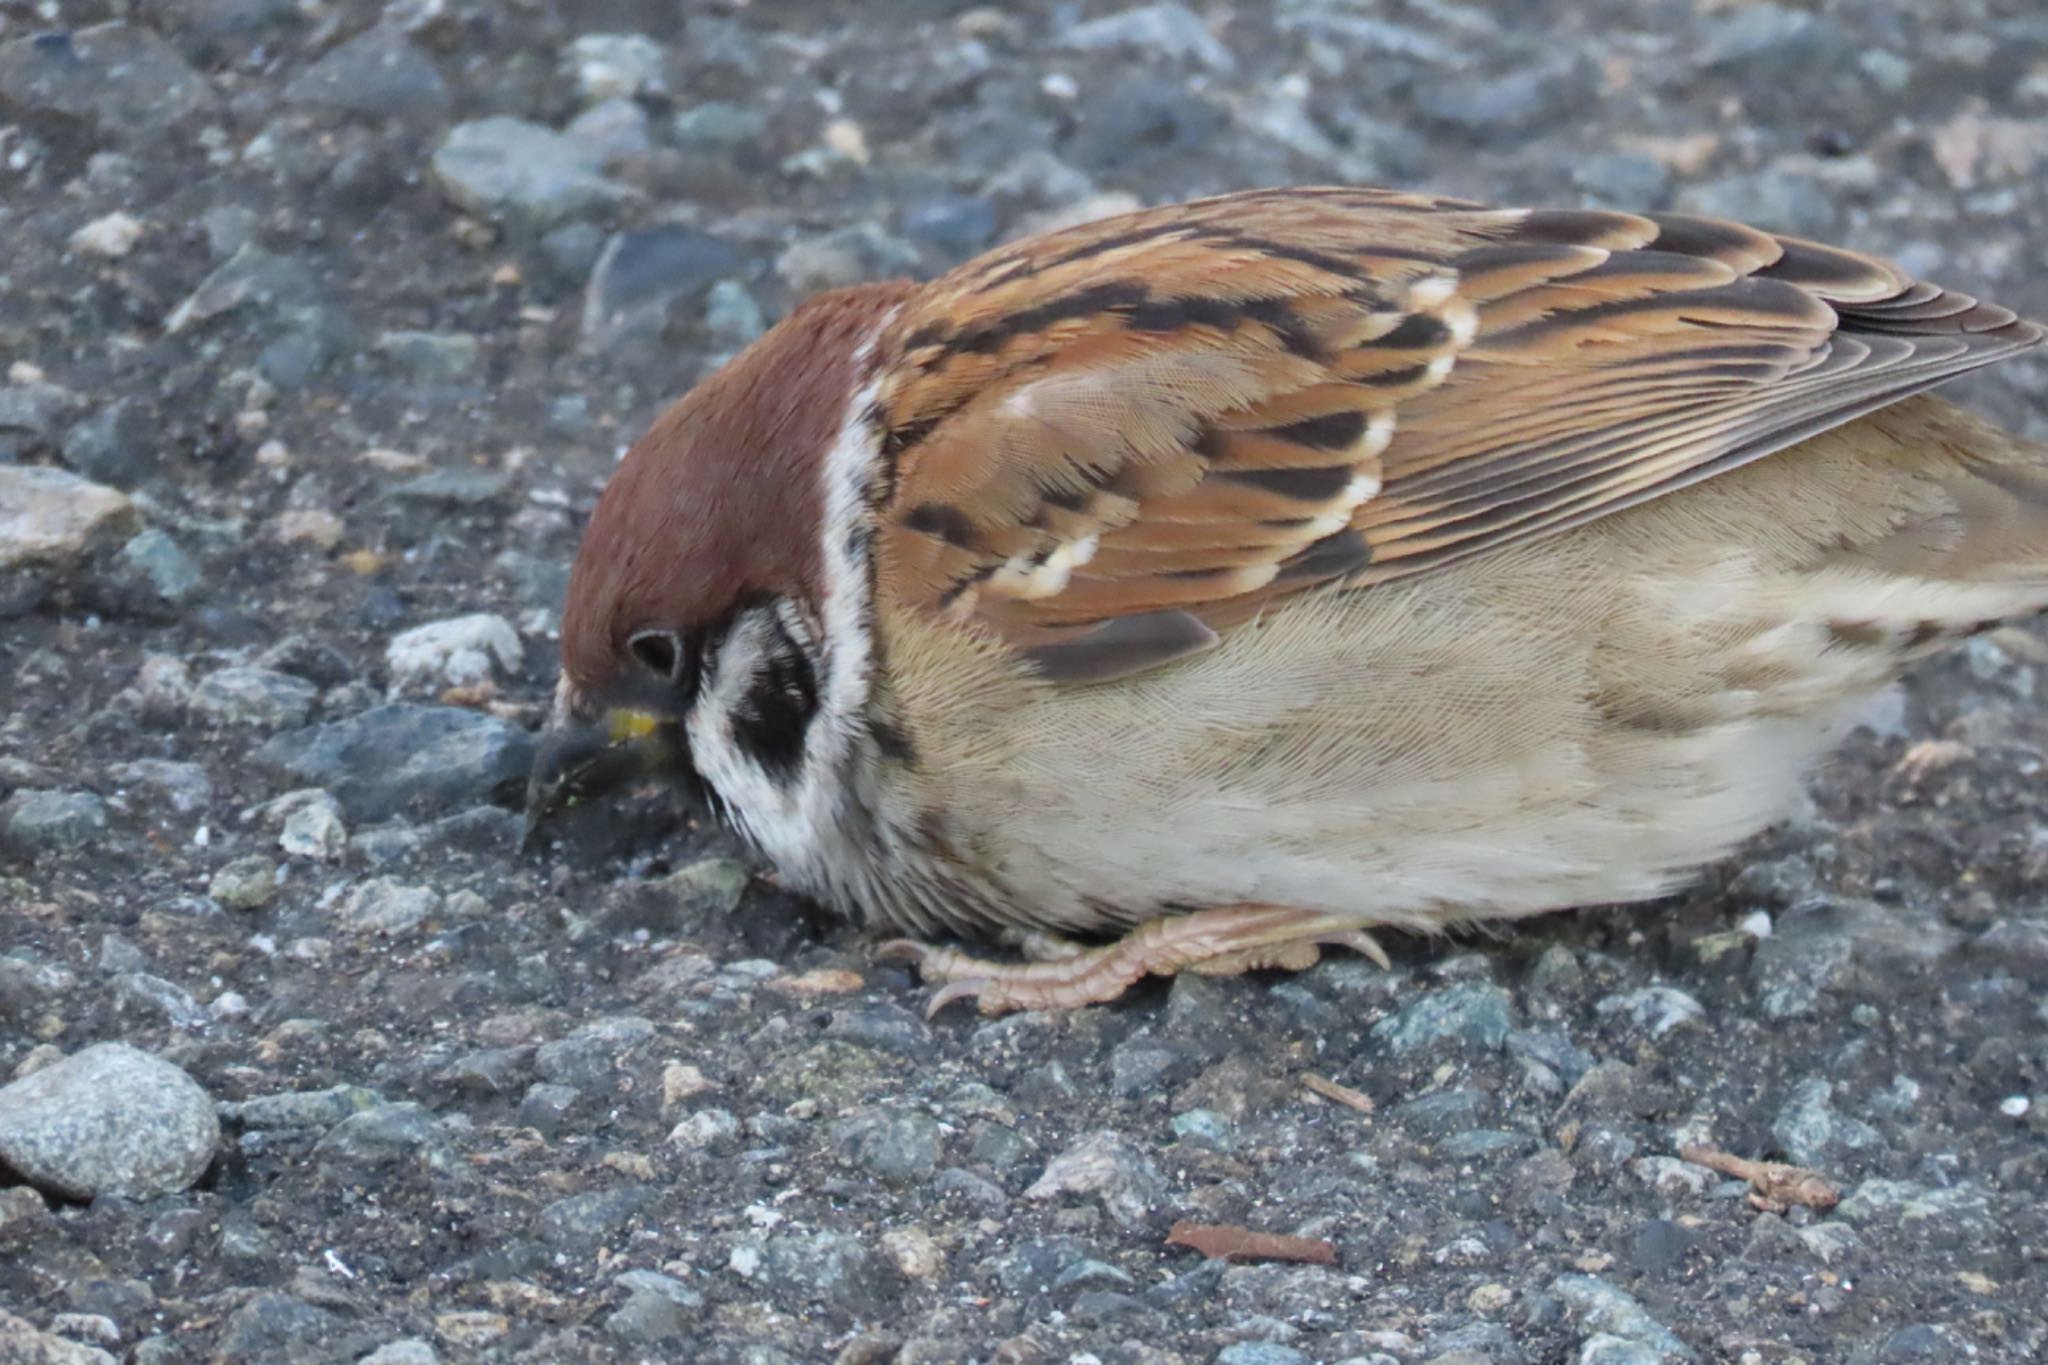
628 629 686 683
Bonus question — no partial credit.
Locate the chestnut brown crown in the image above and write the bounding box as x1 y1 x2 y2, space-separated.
558 280 915 707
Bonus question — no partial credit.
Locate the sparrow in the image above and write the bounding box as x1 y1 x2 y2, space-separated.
527 186 2048 1016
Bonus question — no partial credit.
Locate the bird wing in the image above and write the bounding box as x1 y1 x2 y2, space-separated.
870 187 2043 683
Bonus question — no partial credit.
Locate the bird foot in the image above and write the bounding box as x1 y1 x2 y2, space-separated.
878 904 1391 1017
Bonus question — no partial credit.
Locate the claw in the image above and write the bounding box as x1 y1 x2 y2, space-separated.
924 979 996 1019
874 938 928 965
1322 930 1392 970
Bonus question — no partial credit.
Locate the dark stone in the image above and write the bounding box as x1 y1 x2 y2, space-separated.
253 704 535 823
537 1184 654 1250
582 226 742 350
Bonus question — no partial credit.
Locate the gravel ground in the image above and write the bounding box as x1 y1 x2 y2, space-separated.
3 2 2048 1362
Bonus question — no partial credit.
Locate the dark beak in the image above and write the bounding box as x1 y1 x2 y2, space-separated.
522 708 686 851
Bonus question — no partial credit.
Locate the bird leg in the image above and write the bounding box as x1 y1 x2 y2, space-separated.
879 904 1391 1017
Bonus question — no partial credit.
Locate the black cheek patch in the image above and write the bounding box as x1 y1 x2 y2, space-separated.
730 622 822 786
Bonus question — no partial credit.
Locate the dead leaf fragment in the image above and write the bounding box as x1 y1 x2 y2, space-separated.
1165 1220 1336 1266
1680 1144 1839 1212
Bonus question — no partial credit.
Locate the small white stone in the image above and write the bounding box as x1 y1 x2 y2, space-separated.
69 211 144 259
567 32 665 102
385 613 522 690
1999 1095 2031 1119
1737 909 1773 939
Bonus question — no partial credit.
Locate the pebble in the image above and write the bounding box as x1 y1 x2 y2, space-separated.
1771 1078 1880 1166
283 26 448 120
311 1102 447 1170
69 211 144 260
207 854 278 911
59 401 156 487
1595 986 1706 1039
1551 1275 1695 1361
1 789 109 856
567 32 666 102
1024 1129 1165 1228
376 330 481 381
583 226 743 352
538 1183 654 1249
1061 3 1237 73
0 1312 116 1365
829 1108 944 1182
335 878 441 935
114 529 203 608
432 116 635 228
565 97 652 163
0 23 216 143
1370 982 1513 1053
778 222 922 293
0 1043 217 1199
253 703 535 822
190 666 318 729
668 1107 739 1150
760 1230 900 1312
113 759 212 815
535 1015 658 1086
278 791 348 859
385 613 523 690
164 243 323 336
671 101 768 148
360 1341 441 1365
0 465 134 570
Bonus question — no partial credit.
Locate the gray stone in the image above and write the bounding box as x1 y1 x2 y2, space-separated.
778 222 921 293
1697 6 1847 82
283 26 446 120
0 1311 116 1365
830 1108 943 1182
760 1230 901 1312
311 1102 445 1169
375 331 479 380
566 32 666 102
223 1084 383 1130
1061 3 1236 73
118 972 207 1031
0 466 134 569
1573 153 1672 209
1595 986 1705 1039
114 759 212 815
671 101 768 148
335 878 439 935
1551 1275 1695 1361
114 530 203 607
1171 1108 1235 1151
278 792 347 859
0 382 79 451
208 1293 341 1365
385 613 522 690
1580 1337 1665 1365
606 1289 693 1343
538 1184 654 1249
1771 1079 1880 1166
535 1015 658 1086
164 244 323 336
0 1043 217 1199
0 23 216 142
519 1083 583 1134
359 1341 439 1365
432 116 634 228
253 703 535 823
566 97 651 163
1216 1346 1309 1365
2 789 109 856
666 1106 737 1150
582 226 742 351
60 401 157 486
384 467 511 505
1677 169 1840 240
1832 1178 1992 1237
1024 1129 1166 1228
1371 982 1513 1053
191 666 317 729
703 279 766 347
902 196 999 257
